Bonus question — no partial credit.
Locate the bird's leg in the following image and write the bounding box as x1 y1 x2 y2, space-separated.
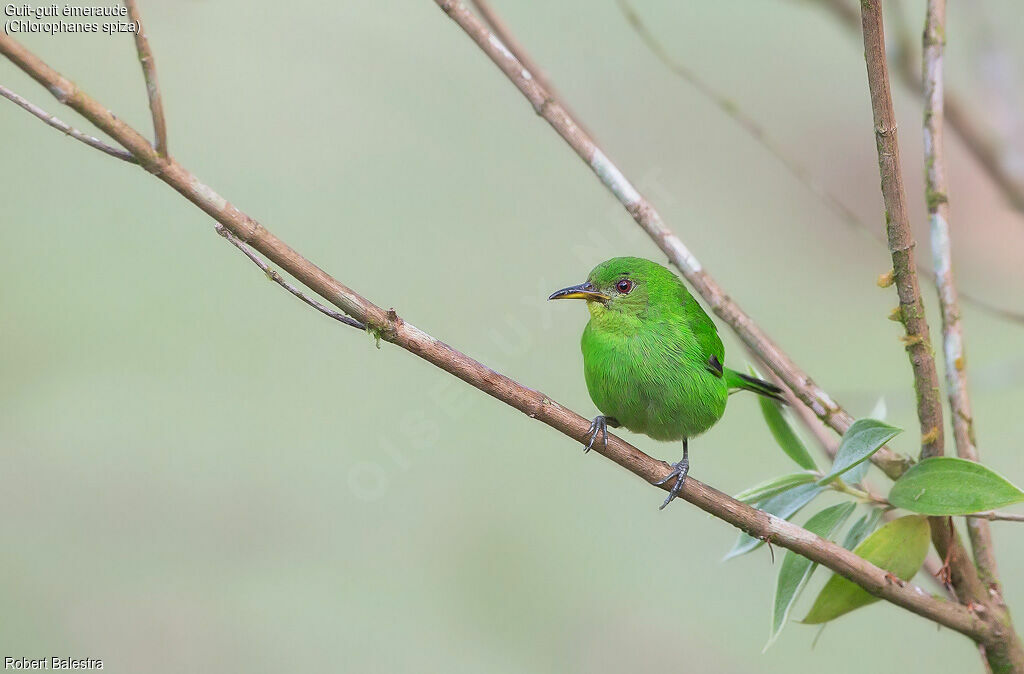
655 438 689 510
583 416 619 453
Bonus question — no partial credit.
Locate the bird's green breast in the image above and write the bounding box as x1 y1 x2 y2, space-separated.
581 308 728 441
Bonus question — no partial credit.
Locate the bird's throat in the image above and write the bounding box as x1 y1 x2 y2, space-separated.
586 300 643 336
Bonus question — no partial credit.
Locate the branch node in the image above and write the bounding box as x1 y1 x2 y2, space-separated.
386 307 404 332
926 187 949 211
875 122 898 137
533 95 555 117
884 571 906 587
899 333 923 347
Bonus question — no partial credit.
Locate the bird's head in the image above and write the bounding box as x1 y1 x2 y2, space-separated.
548 256 683 321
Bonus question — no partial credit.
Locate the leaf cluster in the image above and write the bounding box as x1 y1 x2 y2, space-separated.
736 399 1024 648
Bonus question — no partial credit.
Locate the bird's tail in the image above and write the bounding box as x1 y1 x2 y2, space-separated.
724 368 787 403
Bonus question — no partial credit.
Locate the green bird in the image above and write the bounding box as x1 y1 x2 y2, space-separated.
549 257 784 508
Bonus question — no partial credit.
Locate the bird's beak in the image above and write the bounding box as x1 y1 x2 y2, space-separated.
548 282 610 303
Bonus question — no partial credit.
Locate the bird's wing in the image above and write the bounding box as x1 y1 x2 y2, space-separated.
682 294 726 378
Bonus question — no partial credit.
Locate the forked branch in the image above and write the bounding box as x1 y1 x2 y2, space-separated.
0 28 990 644
124 0 167 156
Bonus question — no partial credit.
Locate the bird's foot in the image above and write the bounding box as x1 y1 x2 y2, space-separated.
583 416 618 454
655 455 690 510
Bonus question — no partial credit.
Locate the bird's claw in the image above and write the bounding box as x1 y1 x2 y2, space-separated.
655 456 690 510
583 416 609 454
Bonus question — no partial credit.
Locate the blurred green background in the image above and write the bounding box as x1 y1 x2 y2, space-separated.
3 1 1023 671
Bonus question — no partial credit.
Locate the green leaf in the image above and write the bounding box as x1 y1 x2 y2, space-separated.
842 508 884 550
725 483 825 560
802 515 930 624
766 502 856 650
842 457 870 486
843 437 877 487
888 457 1024 515
733 472 817 504
759 396 817 471
818 419 901 485
846 401 884 487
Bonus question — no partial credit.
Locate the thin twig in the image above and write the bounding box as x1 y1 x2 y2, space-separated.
617 0 862 231
923 0 999 587
859 0 945 461
0 30 993 644
829 482 1024 525
0 84 136 163
215 224 365 330
817 0 1024 213
616 0 1024 327
967 511 1024 523
123 0 167 157
434 0 916 481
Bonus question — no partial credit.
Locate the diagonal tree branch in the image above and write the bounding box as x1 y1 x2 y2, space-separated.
922 0 1000 592
0 30 994 646
427 4 1022 667
467 0 592 140
608 6 1018 608
432 0 917 480
124 0 167 157
0 84 136 163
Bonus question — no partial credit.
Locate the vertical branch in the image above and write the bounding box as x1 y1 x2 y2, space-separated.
855 13 1010 671
858 0 944 460
124 0 168 157
922 0 999 586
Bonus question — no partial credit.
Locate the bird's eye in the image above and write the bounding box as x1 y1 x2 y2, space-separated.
616 279 633 294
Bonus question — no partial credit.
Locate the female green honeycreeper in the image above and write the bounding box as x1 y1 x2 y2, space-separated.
549 257 784 509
